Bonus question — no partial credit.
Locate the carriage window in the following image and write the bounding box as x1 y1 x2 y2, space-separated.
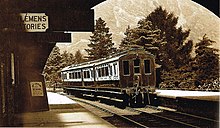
67 74 69 79
91 69 94 78
71 73 74 79
113 63 117 75
88 71 90 78
75 72 78 79
144 60 151 74
123 61 130 75
84 71 90 78
69 73 72 79
105 67 109 76
134 59 140 74
84 71 86 78
109 65 112 76
101 67 105 76
74 72 77 79
68 73 72 79
98 68 101 77
77 72 81 79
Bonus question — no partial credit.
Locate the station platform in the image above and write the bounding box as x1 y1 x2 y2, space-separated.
154 89 219 119
155 89 220 101
14 92 115 128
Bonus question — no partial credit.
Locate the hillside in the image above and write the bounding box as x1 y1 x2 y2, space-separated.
57 0 220 54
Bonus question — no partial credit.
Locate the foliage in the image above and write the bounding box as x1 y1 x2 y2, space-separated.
192 35 219 86
85 17 117 60
74 50 86 64
146 6 193 70
120 21 162 57
119 25 133 51
43 46 86 84
61 50 75 67
160 65 197 89
161 35 220 90
120 6 220 90
44 46 63 83
120 6 193 71
43 10 219 90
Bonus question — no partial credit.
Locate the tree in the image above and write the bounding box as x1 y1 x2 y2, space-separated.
85 17 116 60
44 47 87 84
120 25 134 51
120 6 193 71
193 35 219 85
120 21 162 55
60 50 75 68
75 50 85 64
146 6 193 70
160 63 197 89
120 6 195 88
146 6 190 43
43 46 63 83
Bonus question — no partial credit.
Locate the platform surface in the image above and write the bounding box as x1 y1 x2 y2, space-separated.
14 92 115 128
155 90 220 101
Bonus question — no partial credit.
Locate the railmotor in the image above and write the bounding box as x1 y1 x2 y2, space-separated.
61 48 158 107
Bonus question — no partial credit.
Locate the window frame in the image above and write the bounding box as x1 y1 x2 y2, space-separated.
123 60 130 76
83 70 90 79
144 59 151 74
133 58 140 75
113 62 117 76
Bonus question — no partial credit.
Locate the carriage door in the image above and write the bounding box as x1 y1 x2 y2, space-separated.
133 58 141 87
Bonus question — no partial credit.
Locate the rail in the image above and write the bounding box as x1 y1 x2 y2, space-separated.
64 93 218 128
66 95 149 128
132 105 219 128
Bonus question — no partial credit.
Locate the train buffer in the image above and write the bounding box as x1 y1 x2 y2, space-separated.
13 92 115 127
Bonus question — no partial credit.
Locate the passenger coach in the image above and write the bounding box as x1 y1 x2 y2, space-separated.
61 48 157 90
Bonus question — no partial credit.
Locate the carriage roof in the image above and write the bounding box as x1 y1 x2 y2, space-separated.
61 54 125 71
61 48 154 72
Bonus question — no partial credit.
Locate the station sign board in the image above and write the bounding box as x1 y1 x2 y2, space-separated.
30 82 44 96
23 32 72 42
20 13 49 32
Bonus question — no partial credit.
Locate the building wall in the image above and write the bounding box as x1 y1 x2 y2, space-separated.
0 45 15 126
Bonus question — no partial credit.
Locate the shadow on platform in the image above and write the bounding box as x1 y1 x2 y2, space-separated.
14 92 114 128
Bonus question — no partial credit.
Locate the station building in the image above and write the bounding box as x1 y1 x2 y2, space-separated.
0 1 104 126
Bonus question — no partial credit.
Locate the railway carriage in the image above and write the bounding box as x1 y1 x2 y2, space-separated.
61 48 157 90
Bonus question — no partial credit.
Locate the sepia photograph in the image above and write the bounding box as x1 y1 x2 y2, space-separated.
0 0 219 127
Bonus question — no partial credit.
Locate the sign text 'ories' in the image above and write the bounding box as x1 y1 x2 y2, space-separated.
20 13 49 32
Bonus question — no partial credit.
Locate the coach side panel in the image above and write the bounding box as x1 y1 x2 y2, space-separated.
119 53 156 88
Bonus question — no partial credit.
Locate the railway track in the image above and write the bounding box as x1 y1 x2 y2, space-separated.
66 95 144 127
133 106 219 128
64 94 219 128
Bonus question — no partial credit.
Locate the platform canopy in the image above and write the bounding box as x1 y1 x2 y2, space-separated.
2 0 106 42
15 0 106 31
16 0 105 10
